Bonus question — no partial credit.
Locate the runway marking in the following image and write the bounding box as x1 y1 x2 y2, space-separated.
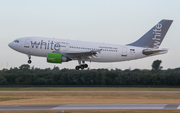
0 104 180 111
164 104 179 109
52 107 164 110
177 105 180 109
52 104 166 110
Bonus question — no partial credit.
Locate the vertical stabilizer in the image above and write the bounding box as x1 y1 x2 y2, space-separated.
127 20 173 49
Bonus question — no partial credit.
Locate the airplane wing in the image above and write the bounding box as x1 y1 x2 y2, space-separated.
53 49 102 61
143 48 168 55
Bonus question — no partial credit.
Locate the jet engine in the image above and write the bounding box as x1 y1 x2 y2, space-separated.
47 53 71 63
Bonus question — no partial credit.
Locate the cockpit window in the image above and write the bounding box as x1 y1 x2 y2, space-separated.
13 40 19 43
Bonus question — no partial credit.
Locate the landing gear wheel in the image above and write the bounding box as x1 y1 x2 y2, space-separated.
84 64 88 68
75 66 80 70
75 64 88 70
76 60 89 70
81 66 84 70
28 60 32 64
27 55 32 64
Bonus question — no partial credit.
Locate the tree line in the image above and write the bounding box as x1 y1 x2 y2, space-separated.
0 62 180 86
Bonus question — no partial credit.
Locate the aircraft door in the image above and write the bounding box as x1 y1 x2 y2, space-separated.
122 47 127 56
24 39 31 48
24 39 31 54
61 43 69 51
65 43 69 51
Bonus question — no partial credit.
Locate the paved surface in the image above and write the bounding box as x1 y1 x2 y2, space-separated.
0 104 180 111
0 91 180 93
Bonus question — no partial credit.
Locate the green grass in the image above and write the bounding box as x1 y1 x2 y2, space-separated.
0 87 180 91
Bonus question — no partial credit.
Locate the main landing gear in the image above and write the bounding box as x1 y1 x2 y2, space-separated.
75 60 88 70
75 64 88 70
27 55 32 64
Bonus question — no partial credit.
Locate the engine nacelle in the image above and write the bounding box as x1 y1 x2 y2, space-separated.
47 53 71 63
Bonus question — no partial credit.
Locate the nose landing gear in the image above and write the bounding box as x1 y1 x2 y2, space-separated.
28 59 32 64
27 55 32 64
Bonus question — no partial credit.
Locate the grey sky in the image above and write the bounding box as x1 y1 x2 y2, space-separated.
0 0 180 70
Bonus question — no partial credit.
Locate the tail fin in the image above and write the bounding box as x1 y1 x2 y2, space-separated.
127 19 173 49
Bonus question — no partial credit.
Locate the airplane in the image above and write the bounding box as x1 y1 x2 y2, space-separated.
8 19 173 70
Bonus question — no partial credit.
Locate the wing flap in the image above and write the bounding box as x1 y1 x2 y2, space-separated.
53 49 102 60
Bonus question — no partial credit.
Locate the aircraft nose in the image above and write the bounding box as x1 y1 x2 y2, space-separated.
8 42 13 49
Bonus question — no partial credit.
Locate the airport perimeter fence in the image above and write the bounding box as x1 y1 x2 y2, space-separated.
0 85 180 88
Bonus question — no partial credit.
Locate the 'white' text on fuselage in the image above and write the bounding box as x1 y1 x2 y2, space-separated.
31 40 61 51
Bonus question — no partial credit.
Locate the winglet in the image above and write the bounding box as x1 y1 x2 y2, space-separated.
127 20 173 49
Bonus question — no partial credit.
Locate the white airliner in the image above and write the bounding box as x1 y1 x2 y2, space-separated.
9 20 173 70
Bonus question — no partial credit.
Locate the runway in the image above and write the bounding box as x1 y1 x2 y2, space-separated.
0 104 180 111
0 91 180 93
